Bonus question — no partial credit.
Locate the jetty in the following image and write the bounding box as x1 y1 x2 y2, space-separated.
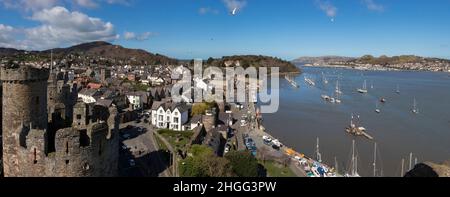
345 115 374 140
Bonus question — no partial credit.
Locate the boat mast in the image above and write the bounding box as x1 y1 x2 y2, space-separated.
373 143 377 177
409 153 413 171
401 158 405 177
334 157 339 174
351 140 356 176
316 137 322 163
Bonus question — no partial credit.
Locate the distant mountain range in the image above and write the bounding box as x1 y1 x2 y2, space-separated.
0 41 300 73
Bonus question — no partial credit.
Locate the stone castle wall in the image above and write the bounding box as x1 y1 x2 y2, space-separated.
1 65 119 177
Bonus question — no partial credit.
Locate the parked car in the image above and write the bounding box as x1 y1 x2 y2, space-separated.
129 159 136 167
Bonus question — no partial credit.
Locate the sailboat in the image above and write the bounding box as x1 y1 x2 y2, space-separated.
305 76 316 86
373 143 378 177
335 80 343 95
345 140 360 177
412 98 419 114
322 72 329 84
375 102 381 113
315 137 322 163
396 85 400 94
357 80 368 93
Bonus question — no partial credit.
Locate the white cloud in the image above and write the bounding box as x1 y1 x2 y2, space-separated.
222 0 246 13
316 0 337 19
362 0 384 12
104 0 132 6
124 31 157 41
0 0 132 11
0 6 118 50
0 0 59 12
73 0 98 8
199 7 219 15
0 24 16 48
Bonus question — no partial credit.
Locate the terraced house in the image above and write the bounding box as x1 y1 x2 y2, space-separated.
151 102 190 131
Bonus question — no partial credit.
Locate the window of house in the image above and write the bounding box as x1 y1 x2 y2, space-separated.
77 114 82 120
174 117 179 122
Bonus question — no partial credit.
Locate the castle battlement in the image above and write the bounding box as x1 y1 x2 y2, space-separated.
1 65 49 83
2 64 119 177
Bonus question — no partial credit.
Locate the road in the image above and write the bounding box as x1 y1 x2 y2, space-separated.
236 102 308 177
119 119 172 177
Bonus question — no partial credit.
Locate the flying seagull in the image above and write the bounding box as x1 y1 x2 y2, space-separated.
231 7 237 15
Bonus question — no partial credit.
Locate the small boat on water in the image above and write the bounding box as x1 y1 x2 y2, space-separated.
344 140 361 177
322 72 329 84
380 98 387 103
375 102 381 113
357 80 368 94
412 98 419 114
396 85 400 94
335 80 343 95
305 77 316 86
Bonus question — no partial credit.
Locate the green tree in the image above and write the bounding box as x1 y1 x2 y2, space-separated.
180 145 233 177
191 102 217 116
207 57 215 65
225 151 260 177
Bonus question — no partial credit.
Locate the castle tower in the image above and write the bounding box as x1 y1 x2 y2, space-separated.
1 64 49 176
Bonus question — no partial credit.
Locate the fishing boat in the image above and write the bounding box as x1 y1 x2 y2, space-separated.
357 80 368 93
412 98 419 114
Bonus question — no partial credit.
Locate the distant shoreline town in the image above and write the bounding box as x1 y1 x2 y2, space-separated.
293 55 450 73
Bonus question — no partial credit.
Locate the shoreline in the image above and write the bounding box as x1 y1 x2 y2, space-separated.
300 64 450 73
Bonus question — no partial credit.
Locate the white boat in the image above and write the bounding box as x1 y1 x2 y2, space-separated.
345 140 361 177
396 85 400 94
375 102 381 113
412 98 419 114
315 138 322 163
322 72 329 84
321 95 330 100
357 80 368 93
305 77 316 86
335 80 343 95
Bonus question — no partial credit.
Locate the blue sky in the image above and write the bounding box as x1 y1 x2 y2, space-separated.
0 0 449 60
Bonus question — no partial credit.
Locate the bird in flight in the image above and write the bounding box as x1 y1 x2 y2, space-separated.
231 7 238 15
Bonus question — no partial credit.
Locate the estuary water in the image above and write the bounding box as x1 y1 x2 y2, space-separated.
262 65 450 177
